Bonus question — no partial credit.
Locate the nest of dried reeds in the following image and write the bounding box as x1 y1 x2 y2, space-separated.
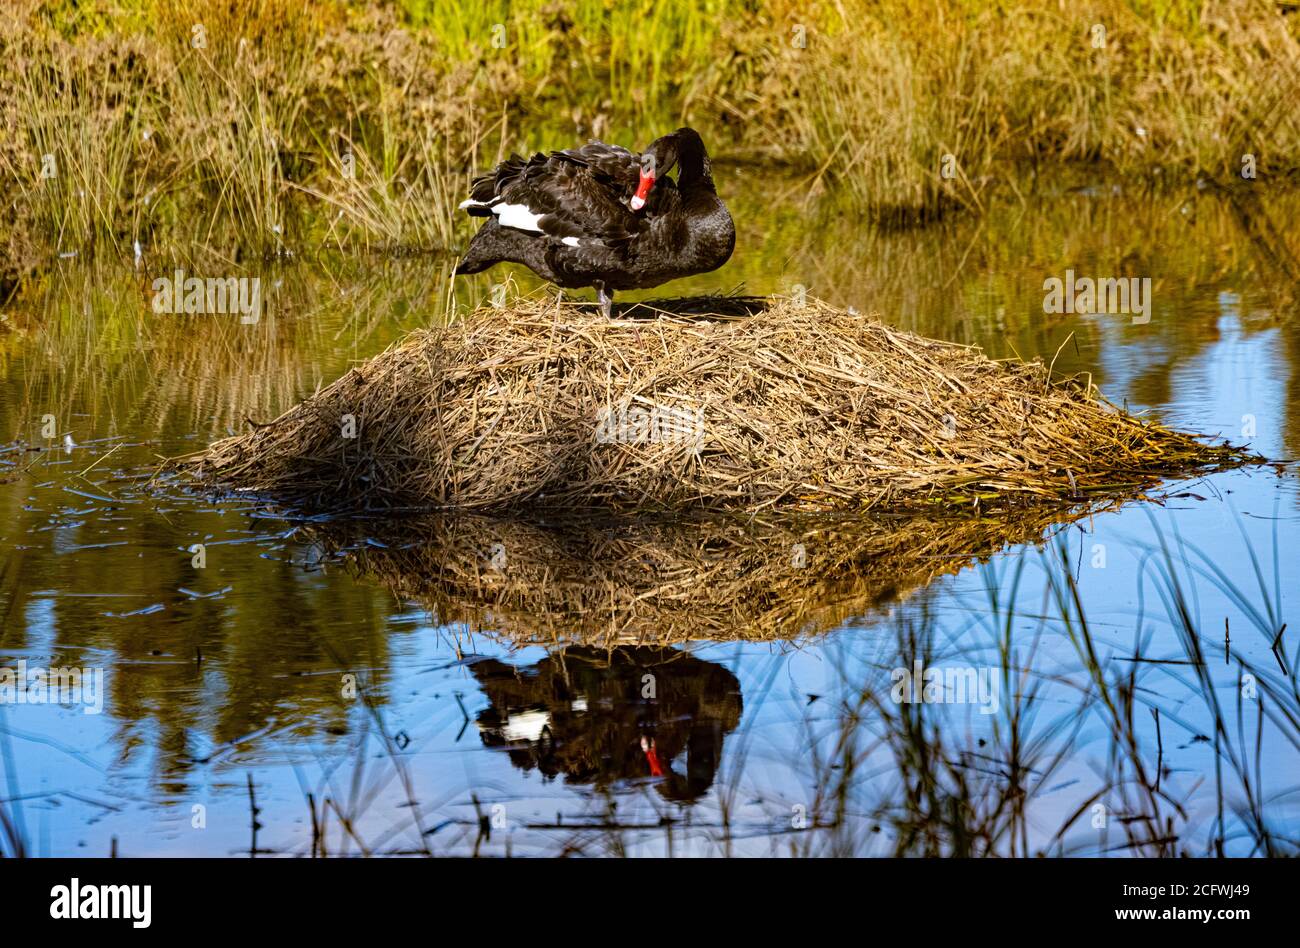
303 505 1098 645
178 296 1252 514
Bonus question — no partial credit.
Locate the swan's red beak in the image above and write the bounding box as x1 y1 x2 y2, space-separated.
631 170 655 211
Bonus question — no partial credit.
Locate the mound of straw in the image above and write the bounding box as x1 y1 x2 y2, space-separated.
182 296 1249 514
305 505 1103 645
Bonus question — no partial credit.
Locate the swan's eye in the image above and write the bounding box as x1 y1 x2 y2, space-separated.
630 170 655 210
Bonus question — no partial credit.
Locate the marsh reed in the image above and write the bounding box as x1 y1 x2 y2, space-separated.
3 0 1300 267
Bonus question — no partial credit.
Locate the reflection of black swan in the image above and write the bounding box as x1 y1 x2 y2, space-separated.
472 647 742 803
455 128 735 317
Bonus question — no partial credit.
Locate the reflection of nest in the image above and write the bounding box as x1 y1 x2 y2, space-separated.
472 647 742 803
306 505 1107 645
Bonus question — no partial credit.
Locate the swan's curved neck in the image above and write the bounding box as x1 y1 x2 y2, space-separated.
676 135 711 190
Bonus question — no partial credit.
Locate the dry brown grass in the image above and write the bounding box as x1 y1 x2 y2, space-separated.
5 0 1300 253
176 295 1254 515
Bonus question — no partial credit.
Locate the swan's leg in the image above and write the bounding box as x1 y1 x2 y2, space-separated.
595 282 613 319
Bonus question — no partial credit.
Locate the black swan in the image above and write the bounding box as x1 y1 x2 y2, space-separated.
454 127 735 316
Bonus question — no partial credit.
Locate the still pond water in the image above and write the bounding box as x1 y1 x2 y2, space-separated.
1 173 1298 856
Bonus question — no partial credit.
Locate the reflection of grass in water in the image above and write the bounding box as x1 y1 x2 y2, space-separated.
453 175 1300 386
766 177 1300 340
751 515 1297 858
478 518 1295 857
0 259 456 800
2 478 1262 856
1133 505 1296 855
480 513 1288 857
0 256 454 441
0 707 28 857
6 175 1299 443
229 503 1295 857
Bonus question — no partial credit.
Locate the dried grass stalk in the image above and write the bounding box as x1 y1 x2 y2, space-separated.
178 296 1252 514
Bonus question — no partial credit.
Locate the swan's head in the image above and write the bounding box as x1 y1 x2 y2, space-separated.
633 128 708 211
631 157 656 211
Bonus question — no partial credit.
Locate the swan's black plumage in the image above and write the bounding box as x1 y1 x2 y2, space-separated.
455 128 734 315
